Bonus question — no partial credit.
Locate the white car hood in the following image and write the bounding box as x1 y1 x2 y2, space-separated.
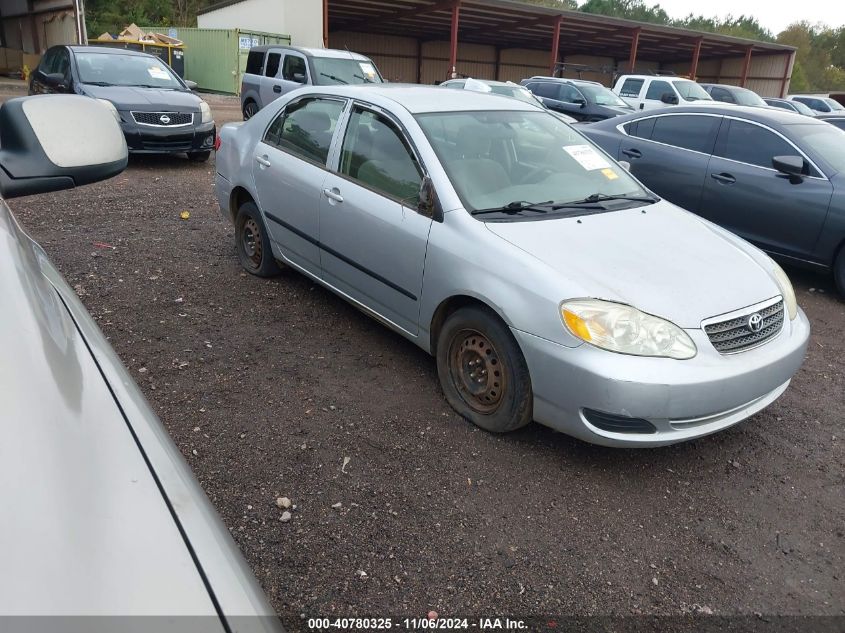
484 201 780 328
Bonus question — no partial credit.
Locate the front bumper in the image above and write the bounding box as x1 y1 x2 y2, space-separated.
513 307 810 447
119 115 216 154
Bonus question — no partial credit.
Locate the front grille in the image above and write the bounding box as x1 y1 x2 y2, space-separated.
141 138 193 151
132 111 193 126
703 298 784 354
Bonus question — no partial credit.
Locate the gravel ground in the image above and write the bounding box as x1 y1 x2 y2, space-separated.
7 91 844 629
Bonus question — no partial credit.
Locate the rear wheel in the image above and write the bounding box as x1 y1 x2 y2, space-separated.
235 202 282 277
436 306 532 433
243 100 259 120
834 247 845 297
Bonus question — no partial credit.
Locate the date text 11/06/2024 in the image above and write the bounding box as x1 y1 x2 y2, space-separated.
306 618 529 630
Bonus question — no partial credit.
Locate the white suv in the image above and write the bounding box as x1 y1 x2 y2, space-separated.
613 74 713 110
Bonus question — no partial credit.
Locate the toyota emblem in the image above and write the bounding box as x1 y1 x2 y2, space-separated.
159 114 171 124
747 313 764 333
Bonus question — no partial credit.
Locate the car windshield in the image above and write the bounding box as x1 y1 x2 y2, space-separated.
790 100 815 116
577 83 630 107
823 98 845 111
312 57 382 85
75 52 182 88
415 110 648 218
734 88 767 107
675 80 712 101
788 123 845 174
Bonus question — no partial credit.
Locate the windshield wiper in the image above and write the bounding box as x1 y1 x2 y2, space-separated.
83 81 115 86
563 193 658 206
471 200 554 216
353 73 374 83
320 72 348 85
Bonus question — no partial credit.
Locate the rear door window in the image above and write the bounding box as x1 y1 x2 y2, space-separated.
650 115 720 153
245 50 264 75
625 117 656 139
645 80 673 101
265 52 281 78
264 97 346 165
619 78 644 98
716 119 797 169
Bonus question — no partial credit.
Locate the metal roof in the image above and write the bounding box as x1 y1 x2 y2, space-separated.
328 0 795 61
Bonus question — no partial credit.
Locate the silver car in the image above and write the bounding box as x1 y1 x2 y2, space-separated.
0 95 282 630
214 85 810 448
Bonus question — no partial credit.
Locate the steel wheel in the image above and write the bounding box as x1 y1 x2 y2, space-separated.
241 216 263 271
243 101 258 120
448 328 506 415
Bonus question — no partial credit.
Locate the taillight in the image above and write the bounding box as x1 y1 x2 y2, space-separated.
213 135 221 152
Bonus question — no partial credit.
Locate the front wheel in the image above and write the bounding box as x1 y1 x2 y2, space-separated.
243 100 259 120
834 247 845 297
235 202 282 277
436 306 533 433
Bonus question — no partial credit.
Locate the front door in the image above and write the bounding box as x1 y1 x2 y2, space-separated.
699 118 833 260
252 96 347 275
319 104 432 335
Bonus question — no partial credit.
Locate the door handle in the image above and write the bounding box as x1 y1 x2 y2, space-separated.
621 148 642 159
256 155 271 168
323 188 344 203
273 85 282 93
710 172 736 185
639 103 645 110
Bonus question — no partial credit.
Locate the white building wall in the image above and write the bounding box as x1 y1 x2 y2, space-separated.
198 0 323 47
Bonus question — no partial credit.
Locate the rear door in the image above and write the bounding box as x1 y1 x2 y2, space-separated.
258 49 284 106
252 96 348 276
620 113 721 212
319 103 431 335
699 117 833 260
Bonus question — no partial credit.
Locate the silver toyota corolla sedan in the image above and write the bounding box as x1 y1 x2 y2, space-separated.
214 85 810 447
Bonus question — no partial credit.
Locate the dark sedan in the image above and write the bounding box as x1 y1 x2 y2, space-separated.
816 113 845 131
30 45 216 161
582 105 845 294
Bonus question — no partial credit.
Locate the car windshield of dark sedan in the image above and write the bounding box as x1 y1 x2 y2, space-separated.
734 88 767 107
577 83 630 108
312 58 382 85
75 52 182 89
416 110 649 217
675 81 712 101
788 123 845 174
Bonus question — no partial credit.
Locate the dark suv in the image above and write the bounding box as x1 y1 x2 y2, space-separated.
30 45 216 161
520 76 634 121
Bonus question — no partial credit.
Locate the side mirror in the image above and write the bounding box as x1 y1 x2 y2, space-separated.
0 95 128 199
44 72 69 90
417 174 443 222
661 93 679 105
293 72 307 84
772 155 807 183
618 160 631 172
184 79 197 90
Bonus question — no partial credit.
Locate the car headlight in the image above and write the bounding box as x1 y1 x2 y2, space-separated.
560 299 697 360
199 101 212 123
771 263 798 320
95 98 120 122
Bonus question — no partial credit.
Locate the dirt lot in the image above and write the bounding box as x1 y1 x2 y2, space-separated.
8 91 845 629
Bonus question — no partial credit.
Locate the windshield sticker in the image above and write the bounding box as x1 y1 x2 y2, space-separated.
148 65 169 80
358 62 377 80
601 167 619 180
564 144 611 171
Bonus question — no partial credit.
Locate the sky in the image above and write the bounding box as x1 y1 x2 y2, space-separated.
652 0 845 35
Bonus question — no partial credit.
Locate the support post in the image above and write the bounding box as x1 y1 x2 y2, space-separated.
322 0 329 47
628 27 641 73
690 37 702 80
740 45 753 87
780 51 795 97
448 0 461 80
495 46 502 81
549 15 562 75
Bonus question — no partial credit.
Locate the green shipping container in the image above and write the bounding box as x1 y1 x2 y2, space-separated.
141 27 291 94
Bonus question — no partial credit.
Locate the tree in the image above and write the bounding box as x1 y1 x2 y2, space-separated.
579 0 670 25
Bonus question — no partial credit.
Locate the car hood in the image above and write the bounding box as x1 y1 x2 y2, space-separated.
484 201 780 328
81 84 201 111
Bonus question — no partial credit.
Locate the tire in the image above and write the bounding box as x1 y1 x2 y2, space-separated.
243 100 259 120
188 151 211 162
436 306 533 433
235 202 282 277
835 247 845 297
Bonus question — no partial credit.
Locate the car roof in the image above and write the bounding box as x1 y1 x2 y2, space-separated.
247 44 371 61
68 45 153 58
701 83 752 91
616 74 693 82
593 103 826 127
299 84 538 114
527 76 602 86
445 78 517 87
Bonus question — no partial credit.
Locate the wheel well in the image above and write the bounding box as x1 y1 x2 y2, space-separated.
429 295 500 354
229 187 255 223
